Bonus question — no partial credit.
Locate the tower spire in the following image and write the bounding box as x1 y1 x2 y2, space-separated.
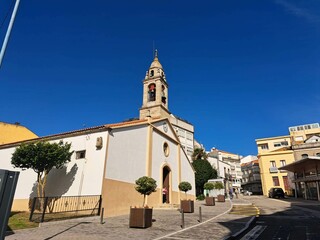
154 49 158 59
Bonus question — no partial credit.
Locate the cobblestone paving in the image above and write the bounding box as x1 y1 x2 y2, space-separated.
6 197 253 240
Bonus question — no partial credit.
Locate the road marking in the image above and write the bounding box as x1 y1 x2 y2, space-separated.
240 225 267 240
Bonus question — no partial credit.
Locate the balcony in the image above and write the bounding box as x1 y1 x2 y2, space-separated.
269 167 278 173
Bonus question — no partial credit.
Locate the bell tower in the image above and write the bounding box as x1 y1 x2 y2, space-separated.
139 50 170 119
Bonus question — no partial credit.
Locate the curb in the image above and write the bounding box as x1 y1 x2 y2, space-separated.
223 215 258 240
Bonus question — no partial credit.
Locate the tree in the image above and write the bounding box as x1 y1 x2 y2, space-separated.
192 148 208 161
135 176 157 207
192 159 217 196
178 181 192 199
11 141 73 199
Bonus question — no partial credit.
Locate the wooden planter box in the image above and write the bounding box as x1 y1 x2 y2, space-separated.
129 207 153 228
180 200 194 213
205 196 215 206
217 194 225 202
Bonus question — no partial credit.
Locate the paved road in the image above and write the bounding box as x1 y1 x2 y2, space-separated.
242 196 320 240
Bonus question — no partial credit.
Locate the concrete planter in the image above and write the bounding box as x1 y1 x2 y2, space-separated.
205 196 215 206
129 207 153 228
217 194 225 202
180 200 194 213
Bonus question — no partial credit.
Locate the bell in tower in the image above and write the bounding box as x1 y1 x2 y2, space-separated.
139 50 170 120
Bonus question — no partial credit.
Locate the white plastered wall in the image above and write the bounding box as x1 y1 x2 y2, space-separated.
0 131 107 201
105 125 147 182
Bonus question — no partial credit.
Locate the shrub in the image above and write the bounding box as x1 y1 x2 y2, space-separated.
178 181 192 199
135 176 157 207
196 194 205 200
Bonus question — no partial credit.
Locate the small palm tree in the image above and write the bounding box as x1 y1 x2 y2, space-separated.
135 176 157 207
178 181 192 199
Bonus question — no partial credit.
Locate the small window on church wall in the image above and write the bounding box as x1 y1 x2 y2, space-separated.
163 142 169 157
150 70 154 77
76 150 86 159
148 84 156 102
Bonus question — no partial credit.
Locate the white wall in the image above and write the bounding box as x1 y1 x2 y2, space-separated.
0 131 107 199
105 126 147 182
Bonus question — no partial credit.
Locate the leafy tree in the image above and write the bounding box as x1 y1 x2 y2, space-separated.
135 176 157 207
11 141 73 199
214 181 224 190
203 182 215 197
203 182 214 191
178 181 192 199
192 159 217 196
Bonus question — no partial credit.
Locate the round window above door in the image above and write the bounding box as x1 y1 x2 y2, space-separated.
163 142 169 157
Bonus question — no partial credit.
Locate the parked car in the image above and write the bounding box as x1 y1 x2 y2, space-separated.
268 187 285 198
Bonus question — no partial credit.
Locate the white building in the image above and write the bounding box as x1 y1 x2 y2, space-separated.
0 52 196 217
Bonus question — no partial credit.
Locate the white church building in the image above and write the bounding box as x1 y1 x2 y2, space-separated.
0 52 196 217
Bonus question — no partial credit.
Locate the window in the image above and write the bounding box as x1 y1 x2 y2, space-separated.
161 85 166 104
148 84 156 101
163 142 169 157
316 153 320 157
274 142 281 147
301 154 308 159
280 160 286 167
76 150 86 159
272 176 280 186
270 161 276 167
150 70 154 77
297 126 304 131
186 132 193 141
178 129 185 138
259 144 269 150
295 136 304 142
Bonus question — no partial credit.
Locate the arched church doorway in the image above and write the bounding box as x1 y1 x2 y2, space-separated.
162 166 171 204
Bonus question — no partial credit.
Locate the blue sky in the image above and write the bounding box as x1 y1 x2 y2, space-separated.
0 0 319 156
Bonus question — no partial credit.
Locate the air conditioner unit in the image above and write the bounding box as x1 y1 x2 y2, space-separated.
96 137 103 149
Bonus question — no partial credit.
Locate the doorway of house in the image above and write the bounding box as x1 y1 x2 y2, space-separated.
162 166 171 204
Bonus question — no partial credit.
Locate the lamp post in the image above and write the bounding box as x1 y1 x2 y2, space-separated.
0 0 21 68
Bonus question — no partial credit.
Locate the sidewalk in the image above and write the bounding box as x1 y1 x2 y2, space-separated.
6 196 254 240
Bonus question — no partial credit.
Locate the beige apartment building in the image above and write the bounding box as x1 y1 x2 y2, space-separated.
256 123 320 197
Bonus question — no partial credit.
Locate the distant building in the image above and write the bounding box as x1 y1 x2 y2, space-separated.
279 125 320 201
256 123 320 199
207 148 242 192
241 159 262 195
0 121 38 145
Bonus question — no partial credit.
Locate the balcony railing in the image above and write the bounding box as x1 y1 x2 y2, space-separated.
269 167 278 173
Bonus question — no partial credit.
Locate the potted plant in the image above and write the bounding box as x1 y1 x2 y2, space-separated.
203 182 215 206
178 181 194 213
214 182 225 202
129 176 157 228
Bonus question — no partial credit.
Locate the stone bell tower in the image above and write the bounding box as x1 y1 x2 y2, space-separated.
139 50 170 119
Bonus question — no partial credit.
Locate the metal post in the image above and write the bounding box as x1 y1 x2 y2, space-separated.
41 197 48 223
0 0 21 68
181 209 184 229
198 206 202 223
29 197 37 221
97 195 102 216
100 207 104 224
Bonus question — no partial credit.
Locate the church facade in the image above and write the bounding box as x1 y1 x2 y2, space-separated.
0 52 196 217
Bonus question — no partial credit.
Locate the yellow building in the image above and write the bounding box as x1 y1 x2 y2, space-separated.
256 123 320 197
0 122 38 145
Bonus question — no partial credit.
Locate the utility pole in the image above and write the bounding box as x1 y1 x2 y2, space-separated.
0 0 21 68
